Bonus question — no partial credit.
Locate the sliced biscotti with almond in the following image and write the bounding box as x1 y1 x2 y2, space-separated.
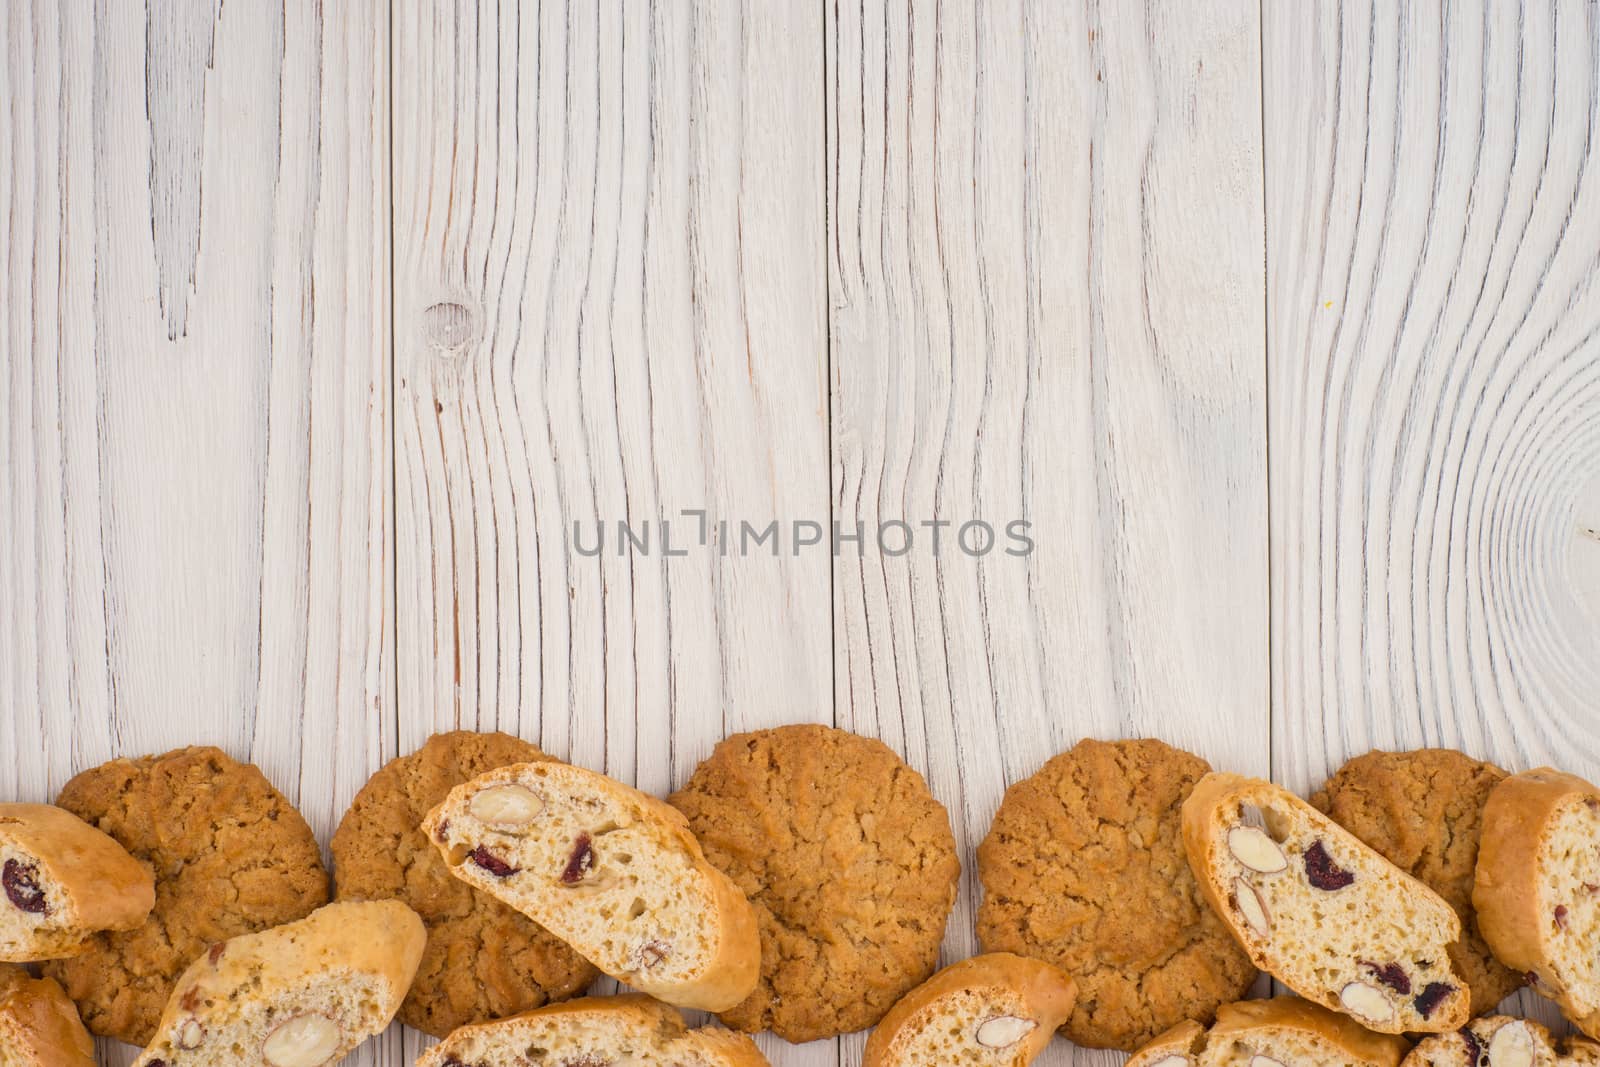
1127 998 1410 1067
863 953 1077 1067
132 900 424 1067
0 802 154 961
1404 1015 1600 1067
416 994 771 1067
1182 773 1469 1033
423 760 760 1012
1474 769 1600 1039
0 965 96 1067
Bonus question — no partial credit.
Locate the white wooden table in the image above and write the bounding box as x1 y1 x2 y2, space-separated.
4 3 1599 1065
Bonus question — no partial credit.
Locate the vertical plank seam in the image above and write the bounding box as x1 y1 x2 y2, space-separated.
1258 3 1279 1001
389 0 401 771
824 0 838 739
822 8 844 1067
1258 0 1273 784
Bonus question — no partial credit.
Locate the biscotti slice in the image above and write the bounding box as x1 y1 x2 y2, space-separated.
416 994 771 1067
132 899 425 1067
1474 769 1600 1038
862 953 1077 1067
1312 748 1521 1014
0 965 96 1067
1127 998 1410 1067
1404 1015 1600 1067
1182 773 1469 1033
0 802 154 960
423 760 760 1012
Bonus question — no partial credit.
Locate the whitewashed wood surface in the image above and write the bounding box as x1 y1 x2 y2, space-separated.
2 2 1597 1066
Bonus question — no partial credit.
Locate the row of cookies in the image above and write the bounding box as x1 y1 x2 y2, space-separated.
323 733 1600 1061
1 729 1597 1067
0 726 970 1063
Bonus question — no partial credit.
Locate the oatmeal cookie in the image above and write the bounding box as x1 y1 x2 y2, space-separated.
669 724 960 1042
331 731 597 1036
41 746 329 1045
977 738 1256 1050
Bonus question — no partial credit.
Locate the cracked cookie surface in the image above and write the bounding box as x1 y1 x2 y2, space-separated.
668 724 960 1042
40 746 329 1045
331 731 597 1037
1311 747 1518 1015
976 738 1256 1051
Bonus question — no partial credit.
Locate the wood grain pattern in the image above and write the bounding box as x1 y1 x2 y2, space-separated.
0 2 393 1063
8 2 1600 1064
391 1 830 1060
1264 0 1600 1024
1266 0 1600 782
827 3 1269 1064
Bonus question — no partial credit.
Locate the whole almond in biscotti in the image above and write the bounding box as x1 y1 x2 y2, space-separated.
0 965 96 1067
1126 997 1410 1067
862 953 1077 1067
41 747 331 1046
415 993 772 1067
1403 1014 1600 1067
1474 768 1600 1039
1312 749 1521 1015
668 725 961 1042
977 739 1256 1050
331 731 597 1036
0 803 154 961
1182 772 1469 1033
131 900 424 1067
424 760 759 1013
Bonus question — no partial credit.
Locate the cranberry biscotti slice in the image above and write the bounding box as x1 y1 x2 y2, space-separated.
1474 769 1600 1038
423 761 760 1012
132 900 424 1067
862 953 1076 1067
417 994 771 1067
1127 998 1409 1067
1404 1016 1600 1067
0 965 96 1067
1182 773 1469 1033
0 802 154 960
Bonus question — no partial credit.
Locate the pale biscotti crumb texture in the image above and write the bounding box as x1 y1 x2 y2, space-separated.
0 802 154 961
331 731 598 1036
862 953 1077 1067
0 965 96 1067
42 746 331 1045
1182 772 1469 1033
1404 1015 1600 1067
977 739 1256 1050
1127 997 1410 1067
416 994 772 1067
668 725 962 1042
132 899 424 1067
1312 748 1521 1014
424 760 760 1013
1474 769 1600 1039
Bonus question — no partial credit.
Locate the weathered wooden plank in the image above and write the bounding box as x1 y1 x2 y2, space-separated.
1265 0 1600 785
1265 0 1600 1024
391 0 831 1061
828 3 1270 1065
0 1 393 1062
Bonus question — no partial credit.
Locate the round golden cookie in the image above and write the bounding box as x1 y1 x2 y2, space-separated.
976 738 1256 1051
40 746 329 1045
331 731 598 1037
1311 747 1520 1015
668 724 960 1042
